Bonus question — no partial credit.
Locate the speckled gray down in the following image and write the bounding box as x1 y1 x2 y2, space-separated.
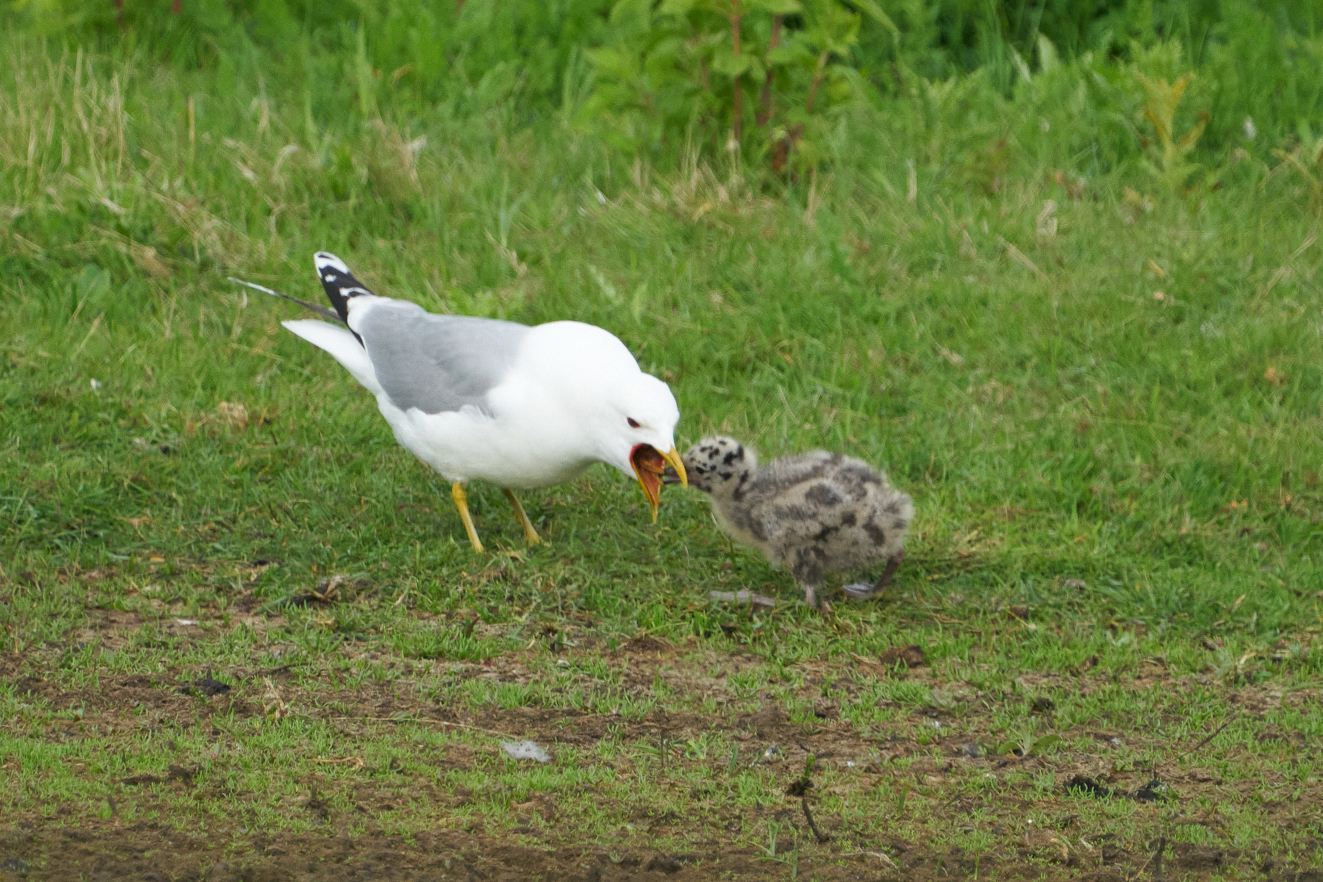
682 436 914 601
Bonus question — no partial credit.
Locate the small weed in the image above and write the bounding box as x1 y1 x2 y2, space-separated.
1135 70 1208 190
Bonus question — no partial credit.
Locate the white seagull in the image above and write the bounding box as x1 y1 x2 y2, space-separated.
232 253 686 552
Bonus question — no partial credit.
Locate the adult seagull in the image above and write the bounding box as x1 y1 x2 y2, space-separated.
234 253 686 552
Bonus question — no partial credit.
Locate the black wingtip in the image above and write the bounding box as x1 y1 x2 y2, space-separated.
313 252 375 323
227 277 346 325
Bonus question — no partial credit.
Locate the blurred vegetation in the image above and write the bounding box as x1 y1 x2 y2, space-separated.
5 0 1320 167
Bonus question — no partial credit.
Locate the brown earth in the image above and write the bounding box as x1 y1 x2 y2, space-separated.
10 822 1321 882
2 612 1322 881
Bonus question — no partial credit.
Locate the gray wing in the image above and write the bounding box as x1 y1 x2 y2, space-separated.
743 453 893 542
736 451 839 505
354 301 531 415
714 452 838 544
761 468 914 570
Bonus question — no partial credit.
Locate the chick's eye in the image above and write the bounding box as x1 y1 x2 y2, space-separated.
627 417 641 428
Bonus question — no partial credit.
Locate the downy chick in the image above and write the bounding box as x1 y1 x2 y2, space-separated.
670 436 914 608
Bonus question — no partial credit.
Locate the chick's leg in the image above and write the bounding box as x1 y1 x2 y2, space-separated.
790 549 827 609
842 549 905 600
503 488 541 545
874 549 905 591
451 482 484 553
802 583 822 609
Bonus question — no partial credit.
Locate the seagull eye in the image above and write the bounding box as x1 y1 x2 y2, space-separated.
627 417 641 428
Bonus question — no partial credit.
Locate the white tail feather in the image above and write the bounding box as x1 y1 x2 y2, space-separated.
281 319 382 396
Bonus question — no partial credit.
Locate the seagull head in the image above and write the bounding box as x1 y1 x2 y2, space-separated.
597 372 686 522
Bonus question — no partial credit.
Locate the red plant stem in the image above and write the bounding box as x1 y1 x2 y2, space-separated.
757 14 782 126
805 50 829 114
171 0 181 12
730 2 743 145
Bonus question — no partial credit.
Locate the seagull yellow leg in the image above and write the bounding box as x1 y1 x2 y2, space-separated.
451 482 484 553
503 489 542 545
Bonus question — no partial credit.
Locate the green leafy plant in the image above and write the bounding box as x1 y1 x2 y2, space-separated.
993 732 1064 758
1135 70 1208 190
581 0 896 172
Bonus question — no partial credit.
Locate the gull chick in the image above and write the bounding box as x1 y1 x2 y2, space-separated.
232 253 686 552
670 436 913 607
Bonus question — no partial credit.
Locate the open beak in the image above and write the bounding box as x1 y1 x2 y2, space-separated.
631 445 687 522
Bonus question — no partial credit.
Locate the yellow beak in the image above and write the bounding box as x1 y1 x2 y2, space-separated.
661 446 687 489
631 445 687 523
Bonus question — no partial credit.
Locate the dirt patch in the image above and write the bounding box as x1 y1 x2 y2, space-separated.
0 824 798 882
9 821 1308 882
4 627 1322 882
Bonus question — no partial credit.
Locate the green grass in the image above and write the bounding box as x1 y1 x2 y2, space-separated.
1 13 1323 881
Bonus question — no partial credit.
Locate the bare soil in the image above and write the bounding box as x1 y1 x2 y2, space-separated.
3 615 1321 882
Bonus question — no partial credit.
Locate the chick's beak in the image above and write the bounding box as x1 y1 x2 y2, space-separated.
662 446 687 487
631 445 687 522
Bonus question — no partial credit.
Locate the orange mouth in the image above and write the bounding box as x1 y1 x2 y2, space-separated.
630 444 686 522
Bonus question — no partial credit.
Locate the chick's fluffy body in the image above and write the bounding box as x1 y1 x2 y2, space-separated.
684 436 913 605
